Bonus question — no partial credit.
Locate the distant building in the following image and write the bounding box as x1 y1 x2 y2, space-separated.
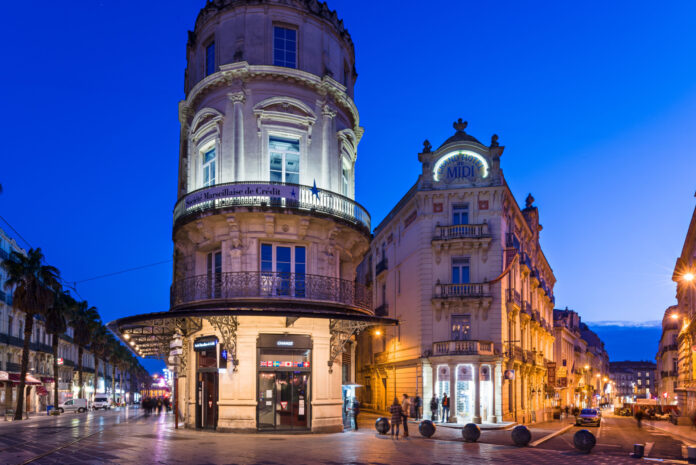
610 361 656 403
553 309 610 408
656 306 679 405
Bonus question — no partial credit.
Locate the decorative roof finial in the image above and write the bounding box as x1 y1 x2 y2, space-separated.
453 118 468 132
525 193 535 208
422 139 432 153
490 134 499 147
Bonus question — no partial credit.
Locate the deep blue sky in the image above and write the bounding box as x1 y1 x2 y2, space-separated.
1 1 695 372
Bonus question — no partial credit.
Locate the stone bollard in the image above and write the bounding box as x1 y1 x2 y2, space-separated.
573 429 596 454
688 446 696 464
375 417 390 435
462 423 481 442
511 425 532 447
419 420 436 438
633 444 645 458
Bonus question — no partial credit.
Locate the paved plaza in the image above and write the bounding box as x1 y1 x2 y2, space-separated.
0 408 694 464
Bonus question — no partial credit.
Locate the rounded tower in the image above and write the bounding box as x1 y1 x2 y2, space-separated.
111 0 393 434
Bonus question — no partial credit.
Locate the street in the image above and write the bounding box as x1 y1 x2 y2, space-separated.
0 408 694 465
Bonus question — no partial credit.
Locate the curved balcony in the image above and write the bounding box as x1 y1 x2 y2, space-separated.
173 181 370 233
170 271 373 314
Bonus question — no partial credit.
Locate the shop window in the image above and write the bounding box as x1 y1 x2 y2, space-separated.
451 315 471 341
273 26 297 68
205 41 216 76
269 137 300 184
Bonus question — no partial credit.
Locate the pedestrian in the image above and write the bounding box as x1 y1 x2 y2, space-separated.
635 408 644 429
442 394 450 423
389 398 403 438
351 397 360 431
430 395 439 422
401 394 410 437
413 395 422 420
157 398 163 414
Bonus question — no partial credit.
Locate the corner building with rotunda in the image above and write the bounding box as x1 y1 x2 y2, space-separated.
110 0 393 433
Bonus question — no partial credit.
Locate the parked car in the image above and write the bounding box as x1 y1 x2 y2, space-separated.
575 408 601 427
92 397 111 410
57 398 88 413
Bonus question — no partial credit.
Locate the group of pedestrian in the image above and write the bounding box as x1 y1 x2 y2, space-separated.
388 393 422 439
429 393 450 423
141 397 170 415
344 397 360 431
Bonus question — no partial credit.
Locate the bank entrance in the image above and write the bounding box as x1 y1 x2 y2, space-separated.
195 336 219 430
257 334 311 431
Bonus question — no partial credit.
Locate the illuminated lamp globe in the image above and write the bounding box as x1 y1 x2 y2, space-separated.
684 272 695 282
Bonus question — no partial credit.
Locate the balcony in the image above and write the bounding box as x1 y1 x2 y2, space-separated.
507 346 524 360
31 342 53 354
173 181 370 233
521 301 532 316
6 362 20 373
432 340 494 356
506 289 521 308
661 370 678 378
505 233 520 250
375 258 388 277
7 336 23 348
374 351 390 365
374 303 389 317
170 271 373 314
434 282 490 299
432 224 492 260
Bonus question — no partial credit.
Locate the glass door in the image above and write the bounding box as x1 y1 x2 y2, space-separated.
257 371 310 430
258 372 275 429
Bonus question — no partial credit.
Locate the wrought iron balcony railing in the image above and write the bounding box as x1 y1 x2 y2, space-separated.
506 289 521 307
434 223 490 241
375 258 388 276
6 362 21 372
435 282 490 299
432 340 494 356
173 181 370 232
171 271 372 313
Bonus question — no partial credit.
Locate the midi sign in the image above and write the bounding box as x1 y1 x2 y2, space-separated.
433 151 489 183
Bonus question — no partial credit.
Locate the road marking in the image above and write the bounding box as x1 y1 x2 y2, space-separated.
529 423 574 447
645 441 654 457
597 418 603 439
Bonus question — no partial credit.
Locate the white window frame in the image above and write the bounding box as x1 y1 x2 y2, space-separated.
201 141 217 188
268 135 300 184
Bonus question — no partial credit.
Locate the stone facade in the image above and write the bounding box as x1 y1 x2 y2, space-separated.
610 361 656 403
656 306 679 405
355 122 556 425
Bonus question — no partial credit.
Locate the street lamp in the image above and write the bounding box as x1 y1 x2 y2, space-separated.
684 272 695 282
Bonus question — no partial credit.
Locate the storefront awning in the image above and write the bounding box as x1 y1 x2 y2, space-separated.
36 386 49 396
41 377 55 384
0 372 42 385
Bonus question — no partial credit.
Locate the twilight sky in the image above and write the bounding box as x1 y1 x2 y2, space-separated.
1 1 695 371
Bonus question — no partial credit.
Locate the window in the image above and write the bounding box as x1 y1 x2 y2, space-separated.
206 250 222 299
260 244 306 297
451 315 471 341
202 147 216 187
269 137 300 184
7 316 11 337
452 257 470 284
206 42 216 76
273 26 297 68
341 167 349 196
452 204 469 225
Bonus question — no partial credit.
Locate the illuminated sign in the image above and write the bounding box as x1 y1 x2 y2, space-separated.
57 358 64 366
433 151 489 183
276 340 294 347
193 336 218 351
259 361 310 368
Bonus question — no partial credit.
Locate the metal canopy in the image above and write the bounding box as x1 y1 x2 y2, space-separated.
108 307 396 359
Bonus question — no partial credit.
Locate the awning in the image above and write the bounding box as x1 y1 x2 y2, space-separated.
40 377 55 384
36 386 48 396
4 373 42 385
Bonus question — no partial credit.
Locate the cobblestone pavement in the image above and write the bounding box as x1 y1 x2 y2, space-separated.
0 408 689 465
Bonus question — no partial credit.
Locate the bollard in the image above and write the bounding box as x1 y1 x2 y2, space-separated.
633 443 644 458
375 417 390 435
511 425 532 447
462 423 481 443
688 446 696 464
419 420 436 438
573 429 596 454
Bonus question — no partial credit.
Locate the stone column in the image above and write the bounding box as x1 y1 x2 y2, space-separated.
222 95 236 183
320 105 336 191
448 363 455 423
229 92 246 182
473 363 481 424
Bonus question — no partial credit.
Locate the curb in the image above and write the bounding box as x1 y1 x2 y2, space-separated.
529 423 574 447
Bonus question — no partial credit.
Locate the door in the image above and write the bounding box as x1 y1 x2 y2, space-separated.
197 372 218 429
258 372 275 428
257 372 310 430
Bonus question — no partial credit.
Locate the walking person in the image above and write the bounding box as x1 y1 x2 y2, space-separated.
430 395 439 422
389 398 403 438
442 393 450 423
414 395 422 421
351 397 360 431
401 394 411 437
635 408 644 429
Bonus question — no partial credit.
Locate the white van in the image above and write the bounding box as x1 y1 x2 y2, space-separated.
93 396 110 410
57 398 88 413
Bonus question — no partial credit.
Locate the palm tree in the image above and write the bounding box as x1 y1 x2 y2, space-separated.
69 301 99 399
90 324 109 398
45 291 73 414
1 248 60 420
108 338 122 400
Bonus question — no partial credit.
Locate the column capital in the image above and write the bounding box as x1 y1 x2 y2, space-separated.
228 91 246 104
322 104 336 119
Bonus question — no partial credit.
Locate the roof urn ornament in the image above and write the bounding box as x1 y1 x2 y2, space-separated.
422 139 432 153
453 118 468 132
525 193 535 208
490 134 499 147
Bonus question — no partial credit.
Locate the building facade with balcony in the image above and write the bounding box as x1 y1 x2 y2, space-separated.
109 0 393 433
610 361 656 403
656 306 679 405
355 121 557 425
